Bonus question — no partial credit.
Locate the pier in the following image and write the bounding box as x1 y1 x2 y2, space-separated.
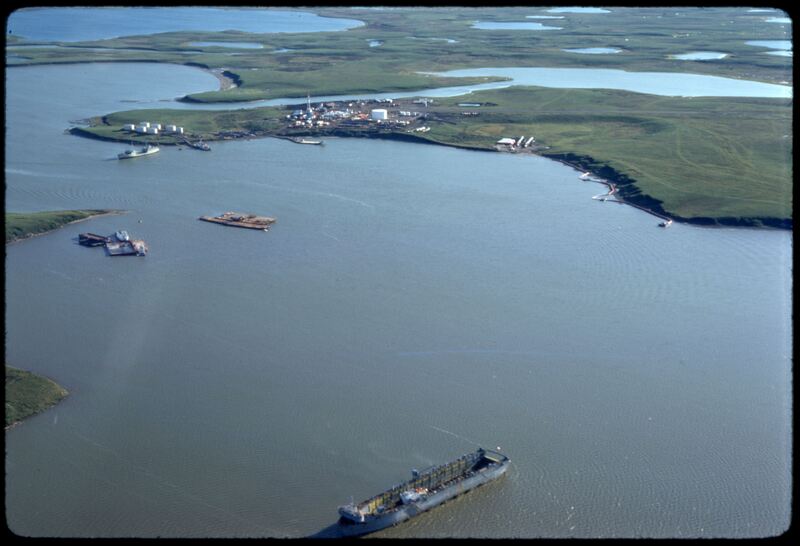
199 211 276 231
79 232 147 256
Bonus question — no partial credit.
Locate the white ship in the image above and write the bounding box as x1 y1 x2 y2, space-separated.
118 144 160 159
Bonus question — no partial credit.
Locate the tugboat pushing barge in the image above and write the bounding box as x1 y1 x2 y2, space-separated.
336 448 509 537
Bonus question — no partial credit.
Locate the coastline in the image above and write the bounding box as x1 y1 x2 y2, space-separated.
66 127 791 231
6 209 127 245
5 366 69 431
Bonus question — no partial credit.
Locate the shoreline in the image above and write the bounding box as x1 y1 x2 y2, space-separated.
65 128 791 231
6 209 128 245
5 366 69 431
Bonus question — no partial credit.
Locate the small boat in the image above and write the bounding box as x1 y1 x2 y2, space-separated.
118 144 159 159
658 219 673 228
115 230 130 242
580 172 591 180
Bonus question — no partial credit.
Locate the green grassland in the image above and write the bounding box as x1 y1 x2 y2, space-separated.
8 6 792 225
9 7 791 101
78 83 792 225
6 366 68 428
423 87 792 224
6 209 116 242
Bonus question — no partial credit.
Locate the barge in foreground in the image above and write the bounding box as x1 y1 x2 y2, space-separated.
337 447 509 537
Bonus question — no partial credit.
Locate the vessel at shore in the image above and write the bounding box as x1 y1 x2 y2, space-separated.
199 211 276 231
336 447 509 537
291 137 323 145
118 143 159 159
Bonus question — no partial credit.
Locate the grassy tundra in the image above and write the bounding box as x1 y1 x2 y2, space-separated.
6 366 68 428
5 210 117 243
9 6 792 226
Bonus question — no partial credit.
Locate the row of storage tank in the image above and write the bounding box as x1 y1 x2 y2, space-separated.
123 122 185 135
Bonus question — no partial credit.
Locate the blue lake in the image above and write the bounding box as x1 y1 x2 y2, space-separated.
472 22 562 31
671 52 728 61
187 42 264 49
426 67 792 98
563 48 622 55
6 7 363 42
547 7 611 14
745 40 792 50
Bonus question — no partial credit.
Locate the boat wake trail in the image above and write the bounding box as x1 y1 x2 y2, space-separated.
428 425 480 447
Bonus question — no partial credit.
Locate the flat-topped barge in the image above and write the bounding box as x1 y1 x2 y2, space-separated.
337 447 509 537
198 211 276 231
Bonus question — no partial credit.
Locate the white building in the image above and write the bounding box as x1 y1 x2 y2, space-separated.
497 138 517 146
370 109 388 121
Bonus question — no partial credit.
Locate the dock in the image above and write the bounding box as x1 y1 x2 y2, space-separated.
78 232 111 247
105 239 147 256
179 137 211 151
199 211 276 231
79 232 147 256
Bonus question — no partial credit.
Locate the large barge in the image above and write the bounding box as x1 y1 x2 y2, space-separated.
198 211 276 231
337 447 509 537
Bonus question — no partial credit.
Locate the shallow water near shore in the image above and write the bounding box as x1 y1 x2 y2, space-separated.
5 60 792 539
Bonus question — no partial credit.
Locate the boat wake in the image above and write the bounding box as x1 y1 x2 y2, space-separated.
428 424 481 447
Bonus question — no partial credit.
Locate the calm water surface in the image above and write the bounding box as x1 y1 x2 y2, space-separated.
547 7 611 14
563 48 622 55
671 51 728 60
472 21 562 31
745 40 792 50
428 67 792 98
5 62 792 539
187 42 265 49
6 7 362 42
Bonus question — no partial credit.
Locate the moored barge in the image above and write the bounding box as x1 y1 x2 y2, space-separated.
337 447 509 537
199 211 276 231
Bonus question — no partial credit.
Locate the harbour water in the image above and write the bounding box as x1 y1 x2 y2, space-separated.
5 35 792 542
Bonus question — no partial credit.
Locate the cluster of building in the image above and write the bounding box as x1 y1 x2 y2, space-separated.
122 121 185 136
286 96 426 130
497 135 536 148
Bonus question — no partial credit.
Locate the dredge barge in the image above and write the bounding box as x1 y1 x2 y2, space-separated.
198 211 276 231
337 448 509 537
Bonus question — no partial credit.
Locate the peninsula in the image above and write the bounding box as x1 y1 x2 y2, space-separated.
11 6 791 228
6 209 122 243
5 366 68 429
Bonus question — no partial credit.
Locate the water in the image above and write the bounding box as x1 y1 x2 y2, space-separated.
472 21 562 31
427 67 792 98
745 40 792 51
563 48 622 55
670 52 728 61
187 42 265 49
4 62 792 539
6 7 363 42
765 18 791 24
547 7 611 14
526 16 565 19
